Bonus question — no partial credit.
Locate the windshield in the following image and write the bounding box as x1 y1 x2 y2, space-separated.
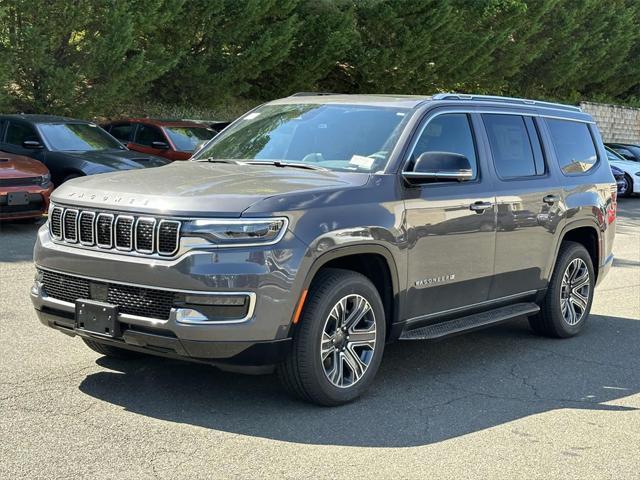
38 123 124 151
164 126 216 152
193 103 411 172
606 147 631 163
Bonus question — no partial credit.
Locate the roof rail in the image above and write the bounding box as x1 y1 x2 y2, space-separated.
289 92 339 97
432 93 582 112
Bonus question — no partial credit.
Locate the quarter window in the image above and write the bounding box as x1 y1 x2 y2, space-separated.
410 113 478 179
483 114 543 178
546 119 598 175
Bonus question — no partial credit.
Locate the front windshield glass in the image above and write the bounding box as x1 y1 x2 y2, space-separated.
606 147 632 163
164 126 215 152
193 103 411 172
38 123 124 151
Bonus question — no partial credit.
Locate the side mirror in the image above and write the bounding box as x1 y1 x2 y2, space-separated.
151 141 170 150
403 151 473 184
23 140 43 149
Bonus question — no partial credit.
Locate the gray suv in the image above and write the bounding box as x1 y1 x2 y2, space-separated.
31 93 617 406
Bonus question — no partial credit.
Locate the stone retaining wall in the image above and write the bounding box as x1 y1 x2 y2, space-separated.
580 102 640 144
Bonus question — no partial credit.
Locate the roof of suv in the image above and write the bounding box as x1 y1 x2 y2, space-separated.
273 92 585 116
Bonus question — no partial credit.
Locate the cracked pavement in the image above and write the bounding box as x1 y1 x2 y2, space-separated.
1 199 639 479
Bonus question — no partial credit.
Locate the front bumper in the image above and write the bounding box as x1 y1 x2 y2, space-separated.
32 288 292 365
0 184 53 220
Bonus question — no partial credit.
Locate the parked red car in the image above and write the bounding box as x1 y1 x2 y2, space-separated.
0 151 53 221
102 118 217 160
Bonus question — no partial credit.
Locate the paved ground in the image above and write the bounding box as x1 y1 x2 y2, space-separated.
1 200 639 480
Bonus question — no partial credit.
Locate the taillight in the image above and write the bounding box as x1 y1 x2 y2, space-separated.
607 188 617 225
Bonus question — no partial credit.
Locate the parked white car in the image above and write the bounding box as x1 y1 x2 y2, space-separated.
606 146 640 197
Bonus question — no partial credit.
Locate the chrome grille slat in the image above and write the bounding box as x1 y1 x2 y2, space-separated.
62 209 78 243
79 211 95 245
49 204 181 257
115 216 134 251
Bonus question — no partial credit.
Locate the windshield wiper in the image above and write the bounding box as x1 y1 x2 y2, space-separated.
246 160 328 171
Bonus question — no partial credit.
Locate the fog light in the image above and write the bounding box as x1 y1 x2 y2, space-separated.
183 294 247 306
175 308 209 323
31 282 42 296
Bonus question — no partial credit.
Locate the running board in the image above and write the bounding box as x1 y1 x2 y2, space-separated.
399 302 540 341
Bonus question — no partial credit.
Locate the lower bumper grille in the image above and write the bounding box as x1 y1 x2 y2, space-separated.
41 270 175 320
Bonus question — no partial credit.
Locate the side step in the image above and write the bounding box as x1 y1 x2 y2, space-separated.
399 302 540 341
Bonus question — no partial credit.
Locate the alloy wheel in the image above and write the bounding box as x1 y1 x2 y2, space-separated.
560 258 590 326
320 294 376 388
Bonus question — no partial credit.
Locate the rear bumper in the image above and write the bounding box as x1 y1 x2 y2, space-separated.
34 305 292 366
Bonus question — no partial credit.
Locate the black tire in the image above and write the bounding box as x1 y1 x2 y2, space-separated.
278 268 386 406
529 241 595 338
620 174 633 198
82 338 142 359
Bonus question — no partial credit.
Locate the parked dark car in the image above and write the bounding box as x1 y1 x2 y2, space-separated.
0 150 53 221
32 93 616 406
0 115 168 186
102 118 217 161
606 146 640 197
610 165 626 194
605 143 640 162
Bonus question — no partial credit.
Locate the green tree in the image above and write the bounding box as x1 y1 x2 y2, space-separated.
0 0 183 116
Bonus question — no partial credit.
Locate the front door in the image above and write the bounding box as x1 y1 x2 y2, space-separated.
478 113 563 298
403 112 497 322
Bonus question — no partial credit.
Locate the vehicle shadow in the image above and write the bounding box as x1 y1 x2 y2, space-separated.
79 314 639 447
0 218 43 262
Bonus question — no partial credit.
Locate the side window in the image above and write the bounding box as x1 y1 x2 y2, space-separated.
483 114 543 178
135 124 164 146
410 113 478 179
5 122 39 146
109 123 134 142
546 119 598 175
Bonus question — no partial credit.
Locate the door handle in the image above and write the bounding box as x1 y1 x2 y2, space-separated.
543 194 559 205
470 201 493 213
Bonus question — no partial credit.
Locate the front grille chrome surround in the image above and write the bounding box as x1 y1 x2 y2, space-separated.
49 204 182 258
78 211 96 246
96 213 114 249
49 206 63 240
115 215 134 251
62 209 79 243
135 217 156 253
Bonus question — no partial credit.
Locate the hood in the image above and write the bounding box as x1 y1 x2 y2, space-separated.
0 151 49 178
59 149 168 170
51 161 370 217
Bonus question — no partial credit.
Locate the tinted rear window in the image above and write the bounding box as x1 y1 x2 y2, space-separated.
546 119 598 175
482 114 539 178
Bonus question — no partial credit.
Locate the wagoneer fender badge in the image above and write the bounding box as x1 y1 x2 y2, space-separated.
415 274 456 288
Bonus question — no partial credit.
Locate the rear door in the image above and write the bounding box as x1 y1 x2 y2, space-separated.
403 110 497 321
479 112 563 299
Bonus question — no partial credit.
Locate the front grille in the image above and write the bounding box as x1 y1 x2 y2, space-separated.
115 216 134 250
50 207 63 238
63 210 78 242
135 218 155 252
79 211 95 245
41 270 175 320
49 204 181 257
0 176 40 187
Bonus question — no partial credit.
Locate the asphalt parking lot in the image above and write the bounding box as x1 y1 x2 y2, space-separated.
1 199 639 480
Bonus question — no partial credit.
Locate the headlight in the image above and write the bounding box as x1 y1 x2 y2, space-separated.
40 173 51 187
184 217 288 246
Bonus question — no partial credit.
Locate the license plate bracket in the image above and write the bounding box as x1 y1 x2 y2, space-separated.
7 191 30 206
75 300 119 337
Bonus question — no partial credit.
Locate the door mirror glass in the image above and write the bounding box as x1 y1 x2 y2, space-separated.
404 151 473 183
22 140 43 149
151 141 170 150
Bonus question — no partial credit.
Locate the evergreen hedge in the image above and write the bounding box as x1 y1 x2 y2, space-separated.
1 0 638 119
